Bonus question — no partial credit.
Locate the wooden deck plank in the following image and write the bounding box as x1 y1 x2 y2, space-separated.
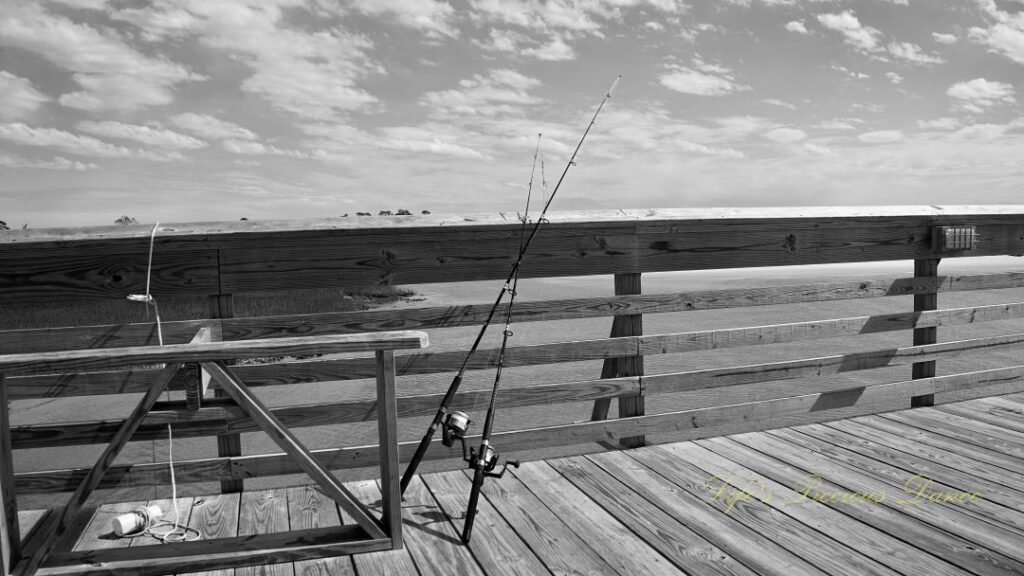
237 489 293 576
513 462 684 576
420 470 549 576
342 480 418 576
666 441 964 576
624 446 902 576
285 486 355 576
17 510 49 547
460 467 620 575
73 502 137 552
827 418 1024 496
586 451 827 576
395 476 484 576
548 455 759 576
882 409 1024 459
178 492 240 576
851 414 1024 476
795 423 1024 525
700 435 1024 576
942 398 1024 434
752 429 1024 562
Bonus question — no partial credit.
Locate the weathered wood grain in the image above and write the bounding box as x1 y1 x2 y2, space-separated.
0 331 428 375
420 471 549 576
587 451 827 576
394 476 485 576
203 362 385 540
37 525 390 576
342 481 418 576
660 442 963 576
16 363 181 576
1 374 19 575
285 486 356 576
548 456 758 576
178 492 240 576
6 270 1023 357
237 489 292 576
16 362 1024 493
699 436 1024 576
12 296 1024 400
761 429 1024 560
512 461 684 576
912 258 940 407
461 467 618 575
5 208 1024 302
11 376 639 450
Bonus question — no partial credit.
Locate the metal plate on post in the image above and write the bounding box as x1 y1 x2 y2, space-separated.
932 226 977 252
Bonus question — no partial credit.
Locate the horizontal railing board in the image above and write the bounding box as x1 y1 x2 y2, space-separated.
9 300 1024 400
4 207 1024 302
0 332 428 375
16 363 1024 493
12 331 1024 450
6 271 1024 356
10 377 641 449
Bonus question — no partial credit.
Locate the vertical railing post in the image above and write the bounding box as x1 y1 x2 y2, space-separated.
375 350 402 549
590 272 646 449
911 258 940 407
1 375 22 576
209 293 243 493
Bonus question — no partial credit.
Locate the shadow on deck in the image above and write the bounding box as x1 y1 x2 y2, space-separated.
20 392 1024 576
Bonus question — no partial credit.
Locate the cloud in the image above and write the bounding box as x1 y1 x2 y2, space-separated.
917 117 960 130
947 78 1016 113
817 10 882 53
885 71 903 84
887 41 945 65
0 154 98 170
422 69 543 117
818 119 862 131
109 1 381 120
673 139 745 159
221 139 309 157
785 20 808 34
763 98 797 109
932 32 958 44
0 3 202 111
969 2 1024 65
659 60 750 96
77 121 207 150
761 127 808 144
0 122 183 161
169 113 258 141
857 129 904 143
0 71 50 120
349 0 458 38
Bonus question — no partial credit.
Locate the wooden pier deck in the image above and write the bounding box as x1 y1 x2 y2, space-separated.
18 392 1024 576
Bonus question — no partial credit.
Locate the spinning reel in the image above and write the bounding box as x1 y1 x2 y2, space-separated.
441 410 519 478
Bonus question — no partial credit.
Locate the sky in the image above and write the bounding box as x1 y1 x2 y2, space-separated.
1 0 1023 228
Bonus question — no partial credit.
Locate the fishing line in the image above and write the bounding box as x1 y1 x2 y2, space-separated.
125 222 201 543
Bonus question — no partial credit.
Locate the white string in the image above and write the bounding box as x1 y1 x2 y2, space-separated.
126 221 200 543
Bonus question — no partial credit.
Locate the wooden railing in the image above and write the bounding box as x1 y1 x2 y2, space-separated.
3 206 1024 574
0 332 427 576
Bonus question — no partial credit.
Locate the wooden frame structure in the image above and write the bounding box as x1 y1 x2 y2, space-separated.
3 206 1024 574
0 331 427 576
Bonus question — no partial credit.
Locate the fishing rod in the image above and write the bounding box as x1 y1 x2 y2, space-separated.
399 75 622 498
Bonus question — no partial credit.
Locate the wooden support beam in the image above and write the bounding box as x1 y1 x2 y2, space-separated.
184 326 213 411
591 273 646 449
209 294 242 494
912 258 940 407
375 350 402 549
15 363 181 576
37 526 388 576
1 374 21 576
201 361 387 540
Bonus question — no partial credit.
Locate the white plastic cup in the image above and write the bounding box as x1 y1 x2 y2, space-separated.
111 505 163 536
